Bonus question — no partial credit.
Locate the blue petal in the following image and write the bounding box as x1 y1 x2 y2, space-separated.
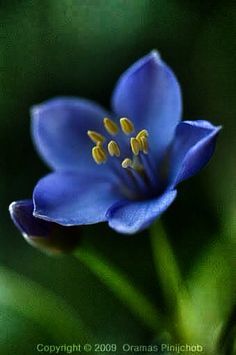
168 120 221 186
112 51 182 158
31 97 109 171
9 199 80 253
107 189 177 234
33 171 124 225
9 199 51 237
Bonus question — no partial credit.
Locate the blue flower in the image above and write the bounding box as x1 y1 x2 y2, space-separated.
10 51 221 235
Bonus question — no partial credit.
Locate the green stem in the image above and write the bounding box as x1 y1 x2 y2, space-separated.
0 265 93 345
150 221 196 344
150 221 182 308
75 248 161 334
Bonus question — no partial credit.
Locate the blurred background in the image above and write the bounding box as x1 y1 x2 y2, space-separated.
0 1 235 354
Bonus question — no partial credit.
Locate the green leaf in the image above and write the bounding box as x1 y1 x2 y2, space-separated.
0 306 49 354
217 303 236 355
187 241 235 352
0 265 93 344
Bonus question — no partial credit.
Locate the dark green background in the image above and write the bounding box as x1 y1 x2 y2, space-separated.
0 1 235 354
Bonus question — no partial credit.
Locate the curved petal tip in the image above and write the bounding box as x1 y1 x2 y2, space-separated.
9 200 81 255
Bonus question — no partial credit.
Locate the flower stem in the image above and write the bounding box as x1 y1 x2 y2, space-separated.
150 221 197 344
150 221 182 309
0 265 93 345
75 247 161 334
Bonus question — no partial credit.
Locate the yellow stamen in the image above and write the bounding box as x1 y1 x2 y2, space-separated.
130 137 140 156
107 140 120 157
97 141 106 154
121 158 132 169
120 117 134 135
136 129 148 142
87 130 105 144
140 136 148 154
92 145 107 165
103 117 119 135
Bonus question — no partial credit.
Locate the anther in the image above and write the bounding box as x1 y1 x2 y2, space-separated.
92 145 107 165
120 117 134 135
97 141 106 154
130 137 140 156
140 136 148 154
136 129 148 142
121 158 132 169
103 117 119 136
108 140 120 157
87 130 105 144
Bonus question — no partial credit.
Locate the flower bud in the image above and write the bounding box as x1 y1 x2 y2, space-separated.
9 200 81 255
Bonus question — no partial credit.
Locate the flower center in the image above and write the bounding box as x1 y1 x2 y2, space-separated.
87 117 157 197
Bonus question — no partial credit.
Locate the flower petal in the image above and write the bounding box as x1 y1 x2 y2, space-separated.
9 199 51 237
31 97 109 171
168 120 221 186
112 51 182 157
9 200 80 254
107 189 177 234
33 172 124 226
